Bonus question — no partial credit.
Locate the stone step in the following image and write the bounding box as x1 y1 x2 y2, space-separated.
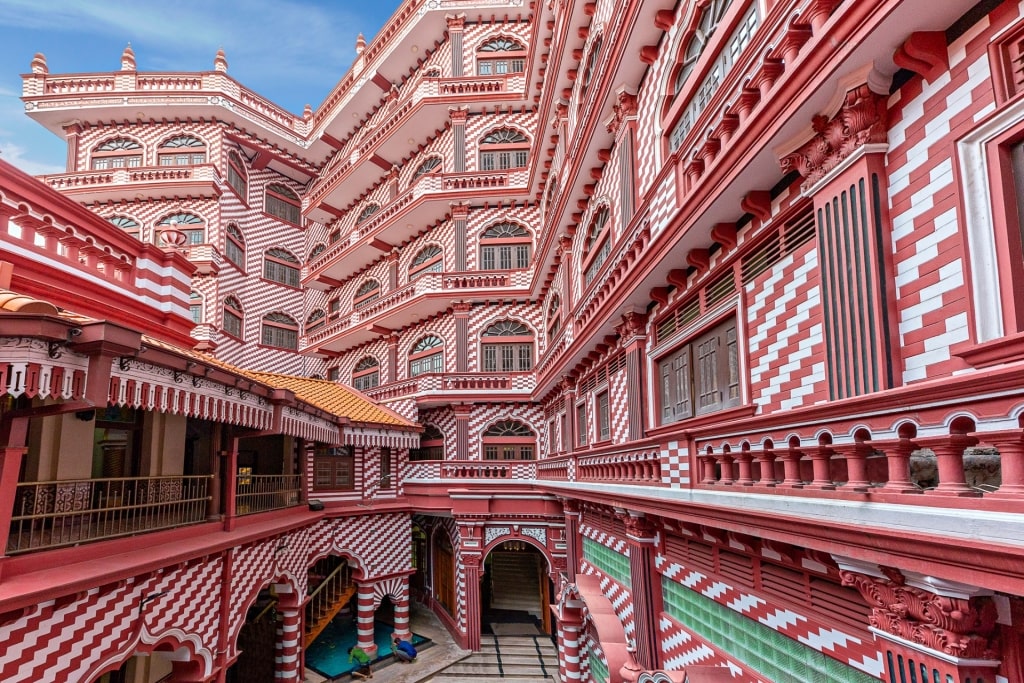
428 677 553 683
479 644 556 657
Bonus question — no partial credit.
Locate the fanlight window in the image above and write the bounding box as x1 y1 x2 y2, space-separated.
306 309 326 334
109 216 140 238
223 296 243 338
480 222 531 270
547 295 561 341
409 335 444 377
227 151 247 199
225 224 245 269
309 243 326 260
413 156 442 180
352 356 380 391
481 320 533 372
584 207 612 285
158 213 204 245
479 129 529 171
92 138 143 170
261 312 298 350
158 135 206 166
410 245 443 280
582 37 603 94
482 420 535 460
353 279 381 309
356 203 381 225
477 36 526 76
263 248 300 287
675 0 730 94
265 183 301 225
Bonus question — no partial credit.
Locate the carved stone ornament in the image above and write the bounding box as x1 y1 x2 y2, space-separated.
839 568 1000 659
779 83 888 187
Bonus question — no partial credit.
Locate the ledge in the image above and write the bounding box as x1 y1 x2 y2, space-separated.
955 332 1024 368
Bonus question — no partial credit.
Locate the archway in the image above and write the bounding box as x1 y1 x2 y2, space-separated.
226 587 279 683
482 539 553 636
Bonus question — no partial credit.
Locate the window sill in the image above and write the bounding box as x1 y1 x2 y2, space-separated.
647 402 757 436
955 332 1024 368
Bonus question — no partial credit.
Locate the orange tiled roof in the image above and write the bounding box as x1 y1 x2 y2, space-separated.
244 370 416 428
0 289 59 314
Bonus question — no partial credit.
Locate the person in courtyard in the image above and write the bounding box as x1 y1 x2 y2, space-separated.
348 645 373 678
393 637 417 663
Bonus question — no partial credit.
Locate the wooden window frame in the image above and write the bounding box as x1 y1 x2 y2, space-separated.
224 224 245 270
353 279 381 309
265 183 301 226
157 135 206 166
260 312 299 350
409 244 444 281
409 336 444 377
352 356 381 391
226 151 248 201
313 446 355 490
657 315 741 425
596 389 610 442
262 248 301 288
91 137 143 170
222 297 244 340
481 420 536 460
476 36 527 76
480 222 532 271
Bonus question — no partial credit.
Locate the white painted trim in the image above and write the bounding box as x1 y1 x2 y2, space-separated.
869 628 1002 666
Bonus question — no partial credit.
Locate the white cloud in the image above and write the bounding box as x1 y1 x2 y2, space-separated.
0 140 64 176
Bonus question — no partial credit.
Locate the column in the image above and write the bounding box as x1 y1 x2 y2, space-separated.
387 334 399 384
833 442 870 492
462 553 483 651
753 444 778 486
355 581 378 657
735 447 754 485
0 442 28 567
454 302 471 372
562 499 581 580
450 108 468 173
623 512 659 670
557 598 584 683
559 236 574 313
984 430 1024 498
62 122 82 172
391 574 412 641
274 601 302 681
880 435 920 493
779 443 805 488
454 404 472 460
446 14 466 77
562 378 577 452
920 433 979 497
452 203 470 271
807 443 835 490
618 310 648 442
387 251 399 291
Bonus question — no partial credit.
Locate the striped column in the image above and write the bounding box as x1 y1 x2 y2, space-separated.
274 603 302 681
559 623 582 683
447 14 466 77
618 310 647 442
451 108 468 173
624 512 659 670
355 581 379 657
392 575 411 641
454 302 470 372
452 203 469 271
454 404 471 460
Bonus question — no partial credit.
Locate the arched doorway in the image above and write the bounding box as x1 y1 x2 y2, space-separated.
227 587 278 683
482 540 552 635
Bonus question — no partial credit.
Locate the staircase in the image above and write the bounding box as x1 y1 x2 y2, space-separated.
425 634 557 683
488 552 542 621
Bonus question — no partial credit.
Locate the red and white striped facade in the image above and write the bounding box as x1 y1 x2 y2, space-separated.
5 0 1024 681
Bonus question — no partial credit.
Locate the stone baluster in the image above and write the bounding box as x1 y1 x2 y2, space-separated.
700 449 717 484
834 442 871 492
754 445 778 486
735 447 754 486
880 436 921 493
715 448 734 485
979 430 1024 499
919 433 980 497
779 442 805 488
808 442 835 490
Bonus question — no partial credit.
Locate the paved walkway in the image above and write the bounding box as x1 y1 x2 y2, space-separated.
305 605 472 683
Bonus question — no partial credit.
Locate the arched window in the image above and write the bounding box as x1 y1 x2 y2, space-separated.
328 297 341 319
309 243 327 261
482 320 533 372
409 245 443 281
158 212 205 245
265 183 301 225
409 335 443 377
477 36 526 76
225 224 245 269
263 248 300 287
583 207 611 285
352 356 380 391
413 156 442 180
223 296 243 338
328 228 342 244
189 291 203 324
479 128 529 171
158 135 206 166
356 203 380 225
482 420 535 460
353 279 381 309
581 36 602 95
480 222 531 270
109 216 140 239
547 296 561 341
261 312 298 350
92 138 142 170
674 0 730 95
227 151 247 199
306 309 326 334
410 424 444 461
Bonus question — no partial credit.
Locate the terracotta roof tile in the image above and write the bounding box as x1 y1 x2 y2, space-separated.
0 289 60 314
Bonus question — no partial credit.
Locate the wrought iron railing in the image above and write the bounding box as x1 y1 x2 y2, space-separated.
8 474 212 554
305 562 355 646
235 474 302 515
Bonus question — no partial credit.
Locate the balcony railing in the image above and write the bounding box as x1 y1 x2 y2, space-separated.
235 474 302 515
8 474 212 554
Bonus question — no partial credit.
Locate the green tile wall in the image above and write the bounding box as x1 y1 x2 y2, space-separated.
661 577 879 683
589 646 609 683
582 538 631 585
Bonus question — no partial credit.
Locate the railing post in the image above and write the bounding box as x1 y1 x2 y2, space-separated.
834 443 870 492
224 443 239 531
920 433 980 497
779 443 805 488
753 446 778 486
880 436 921 493
807 443 836 490
979 430 1024 499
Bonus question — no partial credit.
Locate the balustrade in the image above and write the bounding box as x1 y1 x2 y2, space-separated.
235 474 302 515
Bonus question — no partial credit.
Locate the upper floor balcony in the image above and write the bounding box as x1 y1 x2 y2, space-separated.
363 371 535 408
305 73 526 223
303 169 528 290
40 164 222 205
302 269 530 355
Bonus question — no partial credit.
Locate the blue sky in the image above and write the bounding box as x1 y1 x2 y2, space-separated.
0 0 398 174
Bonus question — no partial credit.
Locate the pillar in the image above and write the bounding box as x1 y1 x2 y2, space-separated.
985 430 1024 498
446 14 466 77
452 203 470 271
880 436 920 493
562 498 581 579
779 444 804 488
387 334 399 384
391 574 412 641
735 447 754 485
557 597 584 683
618 310 647 441
454 404 471 460
920 433 979 497
623 512 660 670
454 301 471 372
387 251 399 291
807 443 836 490
62 122 82 172
559 235 574 313
0 437 28 569
450 108 468 173
274 600 302 681
562 378 577 452
355 581 378 657
463 553 483 651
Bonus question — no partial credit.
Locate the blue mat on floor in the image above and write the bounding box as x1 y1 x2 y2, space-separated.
306 619 429 680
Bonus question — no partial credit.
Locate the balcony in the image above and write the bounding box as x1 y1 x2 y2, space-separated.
235 474 302 516
306 74 525 221
403 460 538 481
7 474 212 554
41 164 222 205
302 270 530 354
362 372 535 408
303 169 527 290
184 242 224 275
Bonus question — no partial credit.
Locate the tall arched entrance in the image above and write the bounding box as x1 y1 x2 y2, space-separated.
482 540 552 636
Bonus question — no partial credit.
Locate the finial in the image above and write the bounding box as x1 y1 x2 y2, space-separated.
214 47 228 72
120 43 136 71
355 33 366 55
30 52 48 75
303 103 313 120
